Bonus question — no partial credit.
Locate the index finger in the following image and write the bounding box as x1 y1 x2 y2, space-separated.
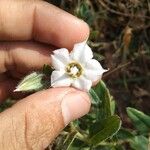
0 0 89 49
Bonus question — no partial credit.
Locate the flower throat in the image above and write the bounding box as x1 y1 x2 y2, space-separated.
66 62 83 78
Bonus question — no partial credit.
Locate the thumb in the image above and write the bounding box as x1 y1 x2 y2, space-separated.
0 88 90 150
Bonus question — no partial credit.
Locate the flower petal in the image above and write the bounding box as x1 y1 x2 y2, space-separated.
72 76 92 91
51 70 64 82
84 59 107 82
51 55 65 70
84 71 102 82
53 48 70 63
51 48 70 70
51 71 72 87
70 40 93 63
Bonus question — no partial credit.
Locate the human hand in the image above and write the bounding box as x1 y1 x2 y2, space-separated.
0 1 90 149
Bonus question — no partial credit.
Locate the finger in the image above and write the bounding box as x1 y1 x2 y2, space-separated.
0 41 52 74
0 0 89 49
0 87 91 150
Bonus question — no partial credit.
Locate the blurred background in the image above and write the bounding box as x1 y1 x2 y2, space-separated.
47 0 150 127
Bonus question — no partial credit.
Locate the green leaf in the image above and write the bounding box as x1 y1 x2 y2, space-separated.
129 135 149 150
89 88 101 105
110 100 116 115
127 107 150 133
116 128 134 140
15 72 45 92
89 115 121 146
93 81 111 119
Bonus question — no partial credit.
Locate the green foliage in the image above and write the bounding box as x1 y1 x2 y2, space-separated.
127 107 150 133
62 132 77 150
93 81 111 119
89 88 101 105
116 128 134 140
124 108 150 150
110 100 116 115
89 115 121 145
129 135 149 150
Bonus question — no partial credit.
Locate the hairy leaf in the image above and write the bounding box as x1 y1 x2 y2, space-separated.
89 115 121 146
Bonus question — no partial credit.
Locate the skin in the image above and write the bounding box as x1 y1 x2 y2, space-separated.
0 0 91 150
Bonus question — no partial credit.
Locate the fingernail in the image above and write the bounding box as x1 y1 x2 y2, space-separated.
61 91 91 125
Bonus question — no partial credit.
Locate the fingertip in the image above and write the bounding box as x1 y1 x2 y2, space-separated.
61 89 91 125
65 18 90 50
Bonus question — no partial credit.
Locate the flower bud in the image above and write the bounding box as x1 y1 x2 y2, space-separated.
14 72 45 92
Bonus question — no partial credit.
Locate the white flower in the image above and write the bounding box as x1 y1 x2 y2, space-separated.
51 40 107 91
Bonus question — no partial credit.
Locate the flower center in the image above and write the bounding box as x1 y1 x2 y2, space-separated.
66 62 83 78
